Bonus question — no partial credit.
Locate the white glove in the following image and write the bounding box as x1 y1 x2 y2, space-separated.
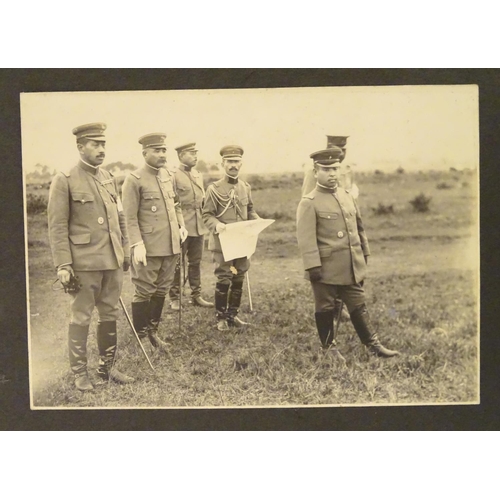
57 266 73 285
133 243 147 266
216 222 226 233
179 226 188 243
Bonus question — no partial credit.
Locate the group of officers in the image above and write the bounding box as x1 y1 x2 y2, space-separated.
47 123 398 392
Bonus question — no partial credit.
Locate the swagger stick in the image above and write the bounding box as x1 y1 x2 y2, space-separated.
119 297 155 372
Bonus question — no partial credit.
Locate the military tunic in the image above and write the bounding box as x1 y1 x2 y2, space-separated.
203 176 258 252
122 164 185 301
296 185 369 285
47 161 129 325
173 165 207 237
122 164 184 256
296 184 370 313
203 176 259 285
169 165 208 300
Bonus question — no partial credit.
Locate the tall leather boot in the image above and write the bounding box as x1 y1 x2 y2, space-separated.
96 321 134 384
189 262 213 307
350 304 399 358
215 282 230 331
148 295 170 352
68 323 93 391
132 301 150 340
314 311 346 363
169 262 181 303
227 281 248 327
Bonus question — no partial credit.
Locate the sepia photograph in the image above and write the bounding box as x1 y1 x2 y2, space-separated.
21 84 479 410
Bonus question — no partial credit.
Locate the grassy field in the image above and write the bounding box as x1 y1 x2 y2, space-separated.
26 169 479 408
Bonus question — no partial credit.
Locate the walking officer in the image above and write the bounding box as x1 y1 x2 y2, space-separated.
47 123 135 391
122 133 188 351
168 142 213 310
202 145 259 331
296 146 399 359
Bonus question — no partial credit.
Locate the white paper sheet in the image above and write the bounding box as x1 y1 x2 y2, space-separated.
218 218 275 261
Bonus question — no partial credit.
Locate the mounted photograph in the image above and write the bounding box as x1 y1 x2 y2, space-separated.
21 84 479 409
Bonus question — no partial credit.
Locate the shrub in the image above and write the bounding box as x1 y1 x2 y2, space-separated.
245 174 267 191
410 193 432 213
372 202 394 215
26 193 48 215
374 169 384 175
257 209 292 221
396 166 405 174
436 182 453 190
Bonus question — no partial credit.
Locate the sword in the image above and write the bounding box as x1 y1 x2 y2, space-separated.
119 297 155 372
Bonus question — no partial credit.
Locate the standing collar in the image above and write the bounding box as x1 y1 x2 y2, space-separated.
144 162 161 173
316 183 337 193
180 163 192 172
78 159 99 175
225 174 239 185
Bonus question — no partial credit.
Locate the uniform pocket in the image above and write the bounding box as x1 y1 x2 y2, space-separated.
318 211 339 220
71 192 95 204
319 247 333 258
142 192 161 200
139 224 153 234
240 197 249 206
69 233 91 244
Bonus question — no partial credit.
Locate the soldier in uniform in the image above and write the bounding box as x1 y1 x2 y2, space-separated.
47 123 135 391
296 146 399 359
168 143 213 310
202 145 259 331
121 133 188 351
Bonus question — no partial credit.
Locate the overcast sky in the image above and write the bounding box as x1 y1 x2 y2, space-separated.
20 85 478 174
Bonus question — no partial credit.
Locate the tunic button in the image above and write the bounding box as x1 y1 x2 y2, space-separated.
337 231 344 238
152 206 157 212
98 217 104 224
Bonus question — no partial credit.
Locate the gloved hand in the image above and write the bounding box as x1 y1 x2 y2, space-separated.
308 266 323 282
57 265 73 285
216 222 226 233
179 226 188 243
133 243 147 266
123 258 130 272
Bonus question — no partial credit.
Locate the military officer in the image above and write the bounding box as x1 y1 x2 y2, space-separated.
202 145 259 331
296 146 399 359
168 142 213 310
302 135 349 196
47 123 134 391
121 133 188 351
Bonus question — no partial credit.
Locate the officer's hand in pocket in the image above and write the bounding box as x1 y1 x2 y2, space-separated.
123 258 130 272
133 243 147 266
57 265 73 285
216 222 226 233
179 226 188 243
308 266 323 282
